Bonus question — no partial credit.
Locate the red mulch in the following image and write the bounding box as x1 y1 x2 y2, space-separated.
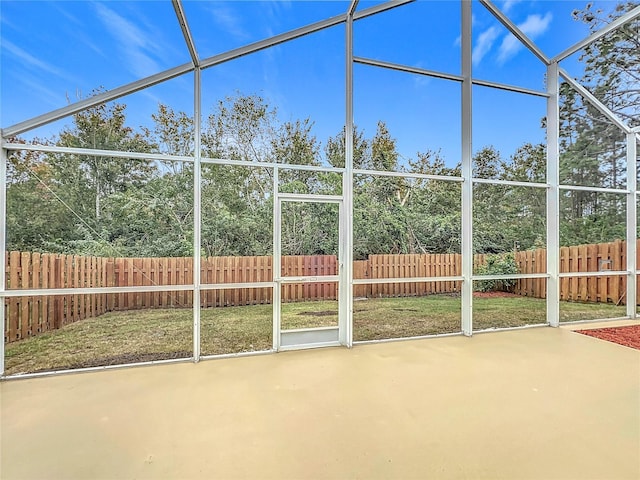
577 325 640 350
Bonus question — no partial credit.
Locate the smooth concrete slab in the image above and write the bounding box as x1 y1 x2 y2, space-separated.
1 326 639 480
561 318 640 331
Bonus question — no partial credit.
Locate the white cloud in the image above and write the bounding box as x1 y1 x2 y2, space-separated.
472 26 499 66
497 12 553 64
207 4 250 41
93 3 162 78
502 0 521 14
18 75 64 108
1 39 76 81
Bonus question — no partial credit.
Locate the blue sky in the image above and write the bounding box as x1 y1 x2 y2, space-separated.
0 0 622 167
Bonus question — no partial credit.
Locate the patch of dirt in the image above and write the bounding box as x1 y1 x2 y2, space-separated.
65 351 192 371
577 325 640 350
473 291 520 298
392 308 419 312
297 311 336 317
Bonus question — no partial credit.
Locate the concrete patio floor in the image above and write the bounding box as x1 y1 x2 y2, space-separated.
2 325 639 479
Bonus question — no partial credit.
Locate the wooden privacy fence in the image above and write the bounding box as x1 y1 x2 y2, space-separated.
353 253 462 298
3 239 636 342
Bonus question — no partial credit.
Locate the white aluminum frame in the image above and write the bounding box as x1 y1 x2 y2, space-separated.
275 194 345 350
2 0 639 378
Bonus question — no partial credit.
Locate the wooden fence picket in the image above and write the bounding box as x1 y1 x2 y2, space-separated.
4 241 637 342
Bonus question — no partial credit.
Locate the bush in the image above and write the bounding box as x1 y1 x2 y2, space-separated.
475 253 519 292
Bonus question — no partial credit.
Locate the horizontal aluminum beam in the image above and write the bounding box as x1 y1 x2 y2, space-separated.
471 273 549 281
353 169 464 182
558 270 627 278
480 0 549 65
202 155 345 173
2 63 194 138
277 275 339 283
352 276 463 285
559 68 632 134
472 178 548 189
354 56 464 82
1 284 194 298
471 78 549 98
559 184 628 194
552 5 640 63
1 142 195 163
277 193 343 203
200 282 274 291
355 56 550 99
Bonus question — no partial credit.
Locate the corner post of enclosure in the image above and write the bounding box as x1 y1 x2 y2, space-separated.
0 147 7 375
272 166 281 351
342 2 357 347
193 67 202 361
546 63 560 327
461 0 473 336
626 133 637 318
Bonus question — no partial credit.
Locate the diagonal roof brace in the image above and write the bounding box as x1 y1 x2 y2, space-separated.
2 0 413 139
172 0 200 67
1 62 194 139
558 67 632 134
347 0 360 16
480 0 550 65
551 5 640 64
196 0 413 70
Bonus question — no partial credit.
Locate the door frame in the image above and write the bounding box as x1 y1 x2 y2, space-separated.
273 193 348 351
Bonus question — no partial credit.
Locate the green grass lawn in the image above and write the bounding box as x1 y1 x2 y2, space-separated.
4 295 627 376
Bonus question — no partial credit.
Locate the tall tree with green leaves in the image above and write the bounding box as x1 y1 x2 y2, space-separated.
54 100 154 224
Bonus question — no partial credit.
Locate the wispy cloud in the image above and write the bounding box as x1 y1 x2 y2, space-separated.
207 4 250 41
497 12 553 64
502 0 521 14
51 3 82 25
93 3 163 78
473 26 499 66
1 39 76 81
19 75 64 109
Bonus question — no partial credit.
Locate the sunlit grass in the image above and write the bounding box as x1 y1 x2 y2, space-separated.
4 295 627 375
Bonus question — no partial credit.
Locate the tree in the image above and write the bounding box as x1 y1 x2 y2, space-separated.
574 2 640 128
54 99 154 225
200 94 277 256
5 139 74 252
555 1 637 245
324 125 368 169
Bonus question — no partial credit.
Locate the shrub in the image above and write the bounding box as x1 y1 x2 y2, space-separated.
475 253 519 292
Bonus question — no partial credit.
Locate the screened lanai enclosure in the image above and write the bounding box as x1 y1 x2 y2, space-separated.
1 0 639 378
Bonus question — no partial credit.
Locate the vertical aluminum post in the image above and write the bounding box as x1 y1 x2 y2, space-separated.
546 63 560 327
626 133 637 318
342 7 356 347
461 0 473 336
272 167 281 351
193 68 202 361
0 148 7 375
